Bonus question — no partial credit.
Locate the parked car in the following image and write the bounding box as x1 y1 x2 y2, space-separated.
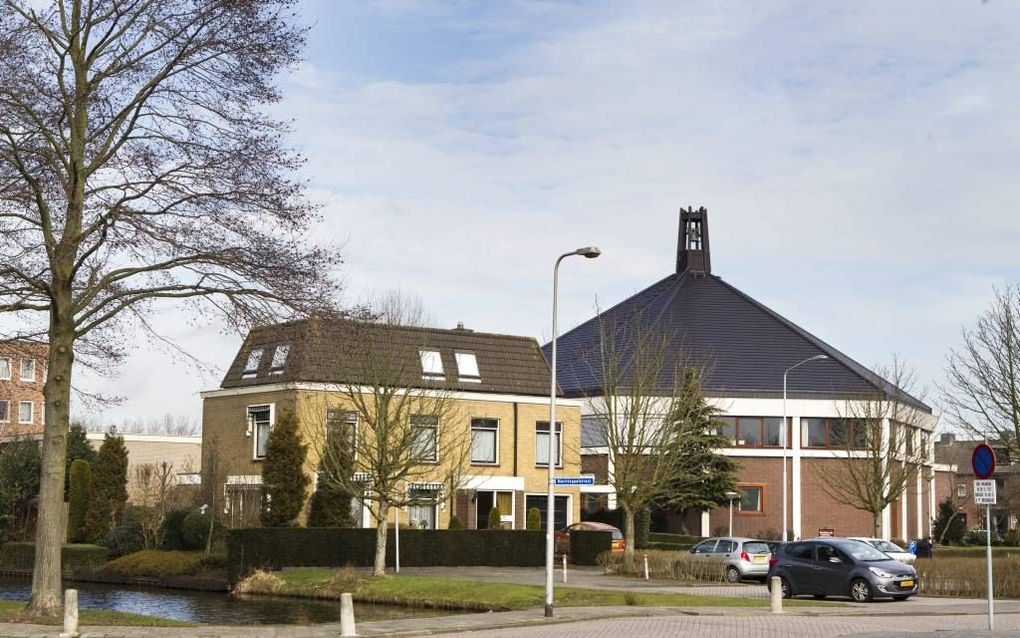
688 537 773 582
847 537 916 565
554 521 626 555
767 538 919 602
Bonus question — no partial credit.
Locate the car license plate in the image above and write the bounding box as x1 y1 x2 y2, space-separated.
900 580 914 589
753 556 767 564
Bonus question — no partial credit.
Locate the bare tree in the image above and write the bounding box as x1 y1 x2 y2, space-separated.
133 460 177 549
943 287 1020 456
582 315 735 562
0 0 341 615
366 288 434 328
311 321 466 576
199 434 227 556
820 359 934 536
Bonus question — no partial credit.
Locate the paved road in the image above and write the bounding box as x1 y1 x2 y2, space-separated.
426 614 1020 637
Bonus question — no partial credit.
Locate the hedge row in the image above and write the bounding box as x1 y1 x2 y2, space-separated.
227 528 545 583
647 532 704 545
569 531 611 566
0 542 109 572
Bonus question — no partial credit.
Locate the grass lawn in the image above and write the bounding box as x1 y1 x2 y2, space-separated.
0 600 195 627
247 568 835 611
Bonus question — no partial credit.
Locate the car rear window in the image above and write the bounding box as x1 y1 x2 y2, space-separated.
744 542 770 554
611 530 623 540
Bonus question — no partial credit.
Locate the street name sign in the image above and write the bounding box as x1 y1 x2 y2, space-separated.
974 479 997 505
554 477 595 486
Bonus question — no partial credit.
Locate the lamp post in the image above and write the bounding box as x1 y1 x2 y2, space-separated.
782 354 828 542
725 491 740 537
546 246 601 618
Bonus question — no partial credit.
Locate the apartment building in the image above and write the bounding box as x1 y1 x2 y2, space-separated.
0 341 48 441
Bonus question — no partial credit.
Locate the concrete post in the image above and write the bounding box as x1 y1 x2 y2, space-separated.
643 554 649 581
562 554 567 583
769 577 783 614
59 589 79 638
340 592 357 637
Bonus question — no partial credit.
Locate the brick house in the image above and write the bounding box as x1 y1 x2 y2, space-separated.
550 209 943 541
201 319 583 530
0 340 48 441
934 433 1014 536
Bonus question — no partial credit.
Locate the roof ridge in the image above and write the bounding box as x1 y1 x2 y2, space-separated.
251 317 542 344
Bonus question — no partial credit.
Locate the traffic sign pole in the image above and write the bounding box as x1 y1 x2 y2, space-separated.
987 502 994 631
972 443 997 632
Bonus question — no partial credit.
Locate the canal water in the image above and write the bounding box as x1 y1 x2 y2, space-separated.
0 576 461 625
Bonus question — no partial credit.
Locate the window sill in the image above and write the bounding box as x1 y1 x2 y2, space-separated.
470 461 499 467
535 465 565 470
735 511 765 516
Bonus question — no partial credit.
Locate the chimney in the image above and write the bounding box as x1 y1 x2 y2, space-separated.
677 206 711 274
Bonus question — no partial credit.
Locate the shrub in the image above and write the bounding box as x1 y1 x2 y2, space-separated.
161 509 191 550
527 508 541 531
599 549 726 582
234 569 285 595
182 511 215 550
64 424 96 499
226 528 545 583
0 542 109 572
99 507 146 558
487 506 502 530
102 549 204 579
259 410 310 527
85 432 129 542
448 515 463 530
307 481 353 528
917 555 1020 598
932 497 966 545
635 508 651 549
569 530 611 566
67 459 92 543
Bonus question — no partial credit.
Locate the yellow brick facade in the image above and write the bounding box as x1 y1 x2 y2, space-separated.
201 385 582 530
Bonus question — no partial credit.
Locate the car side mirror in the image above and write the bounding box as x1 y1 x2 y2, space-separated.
828 557 842 564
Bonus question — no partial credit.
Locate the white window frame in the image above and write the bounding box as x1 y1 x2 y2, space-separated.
242 348 264 379
0 357 11 380
269 344 290 375
419 350 444 380
411 415 439 462
0 399 9 423
957 483 967 498
19 358 35 383
326 408 359 461
535 421 563 468
18 401 33 424
248 403 275 460
455 351 481 382
470 417 499 465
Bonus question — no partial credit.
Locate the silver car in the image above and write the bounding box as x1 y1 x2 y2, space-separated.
847 537 916 565
689 536 773 582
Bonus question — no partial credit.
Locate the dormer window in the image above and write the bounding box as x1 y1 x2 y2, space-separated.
419 350 444 380
455 352 480 382
242 347 263 379
270 344 290 375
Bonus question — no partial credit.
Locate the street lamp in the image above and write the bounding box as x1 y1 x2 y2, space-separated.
782 354 828 542
546 246 601 618
725 491 740 537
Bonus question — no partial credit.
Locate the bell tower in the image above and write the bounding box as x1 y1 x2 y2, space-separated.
676 206 711 274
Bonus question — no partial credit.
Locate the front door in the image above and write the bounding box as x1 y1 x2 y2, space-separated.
476 491 494 529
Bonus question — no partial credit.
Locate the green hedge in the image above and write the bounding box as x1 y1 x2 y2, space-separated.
648 532 704 545
0 542 109 572
569 530 611 566
227 528 545 583
643 541 695 552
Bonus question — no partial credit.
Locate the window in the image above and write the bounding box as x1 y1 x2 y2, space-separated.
737 485 763 514
18 401 33 424
19 358 35 382
0 357 10 380
269 344 290 374
419 350 444 379
455 352 480 381
326 409 358 457
248 404 273 458
905 427 915 455
470 418 498 464
411 415 438 462
692 540 717 554
714 540 737 554
536 421 563 467
957 483 967 498
787 543 814 560
716 416 785 447
525 494 569 531
801 418 867 449
242 348 264 378
920 432 929 457
0 400 8 422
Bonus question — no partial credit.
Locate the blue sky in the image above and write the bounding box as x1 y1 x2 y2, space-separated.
95 0 1020 426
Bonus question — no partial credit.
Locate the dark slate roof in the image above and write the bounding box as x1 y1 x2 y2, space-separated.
544 272 931 412
222 319 554 396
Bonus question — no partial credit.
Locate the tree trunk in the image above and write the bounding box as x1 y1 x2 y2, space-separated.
27 316 75 616
374 499 389 577
872 511 880 538
622 505 635 567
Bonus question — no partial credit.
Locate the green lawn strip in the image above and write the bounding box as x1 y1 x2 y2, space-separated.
0 599 195 627
272 569 832 610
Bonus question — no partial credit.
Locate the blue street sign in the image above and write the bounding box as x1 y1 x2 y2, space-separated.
973 443 996 480
554 477 595 486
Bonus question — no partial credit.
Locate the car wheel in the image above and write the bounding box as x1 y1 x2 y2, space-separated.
726 566 741 583
850 578 874 603
780 577 794 599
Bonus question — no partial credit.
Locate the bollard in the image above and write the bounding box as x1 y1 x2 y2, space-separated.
562 554 568 583
643 554 649 581
340 592 357 637
59 589 79 638
769 576 783 614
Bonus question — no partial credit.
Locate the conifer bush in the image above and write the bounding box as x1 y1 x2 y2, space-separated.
84 432 129 542
259 410 310 527
67 459 92 543
487 506 502 529
527 507 541 531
